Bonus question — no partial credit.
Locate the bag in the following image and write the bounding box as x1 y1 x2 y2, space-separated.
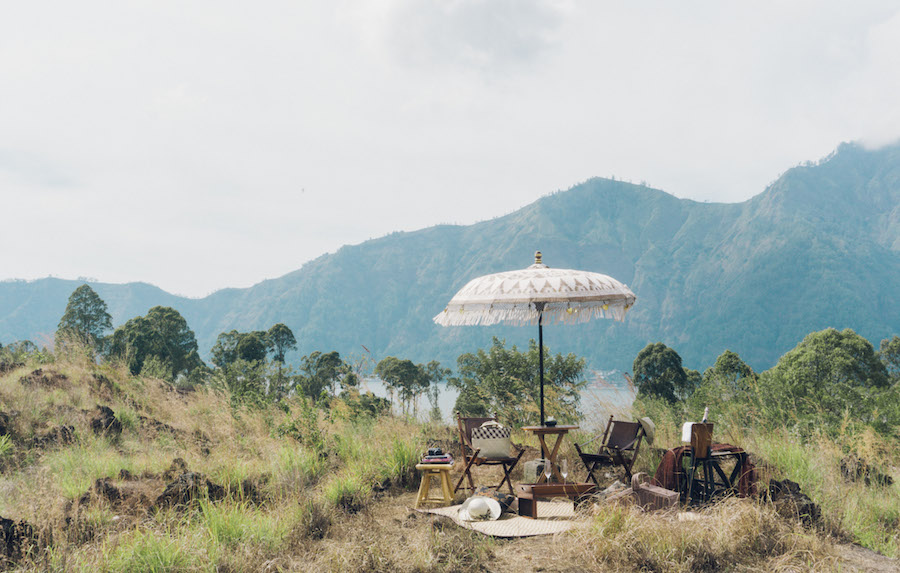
471 421 511 459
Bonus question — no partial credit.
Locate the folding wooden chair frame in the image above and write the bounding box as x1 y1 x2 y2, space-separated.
683 423 748 505
454 413 525 495
574 415 646 485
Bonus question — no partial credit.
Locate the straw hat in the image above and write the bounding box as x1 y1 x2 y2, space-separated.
640 417 656 445
458 496 502 521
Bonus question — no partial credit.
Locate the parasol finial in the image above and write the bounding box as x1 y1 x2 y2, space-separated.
534 251 542 265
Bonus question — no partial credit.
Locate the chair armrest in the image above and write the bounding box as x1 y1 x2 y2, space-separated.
578 433 605 449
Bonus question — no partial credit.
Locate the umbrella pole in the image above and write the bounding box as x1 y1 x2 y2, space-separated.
539 310 545 426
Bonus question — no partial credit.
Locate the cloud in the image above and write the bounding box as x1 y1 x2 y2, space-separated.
4 1 900 297
0 148 75 188
383 0 568 74
853 9 900 148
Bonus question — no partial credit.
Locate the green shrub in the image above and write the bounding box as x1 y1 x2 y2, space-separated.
276 399 325 454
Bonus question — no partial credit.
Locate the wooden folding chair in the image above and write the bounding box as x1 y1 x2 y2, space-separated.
454 413 525 495
684 422 717 504
574 415 646 485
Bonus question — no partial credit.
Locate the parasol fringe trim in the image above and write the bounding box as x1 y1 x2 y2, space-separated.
433 300 634 326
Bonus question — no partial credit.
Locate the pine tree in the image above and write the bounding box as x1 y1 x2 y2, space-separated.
57 284 113 349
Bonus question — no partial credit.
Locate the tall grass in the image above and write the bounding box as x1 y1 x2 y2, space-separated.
579 498 837 572
114 407 140 432
200 498 288 552
43 439 135 499
271 443 326 495
323 471 370 512
382 435 419 485
0 433 13 459
742 427 900 557
100 529 202 573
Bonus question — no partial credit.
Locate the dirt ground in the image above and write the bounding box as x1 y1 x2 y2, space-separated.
837 543 900 573
372 492 899 573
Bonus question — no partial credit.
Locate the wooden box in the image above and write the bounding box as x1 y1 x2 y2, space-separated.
516 483 598 519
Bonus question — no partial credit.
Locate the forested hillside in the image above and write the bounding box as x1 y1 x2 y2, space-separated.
4 141 900 373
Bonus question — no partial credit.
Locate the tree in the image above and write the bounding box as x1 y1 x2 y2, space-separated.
774 328 888 390
211 329 270 368
449 338 586 426
236 332 267 363
375 357 431 416
297 351 351 402
336 389 391 421
267 323 297 363
211 330 242 369
57 284 112 350
423 360 451 421
633 342 694 403
686 350 756 420
145 306 203 377
702 350 756 394
108 306 204 379
1 340 38 362
109 316 157 376
263 323 297 398
703 350 756 389
758 328 890 431
879 336 900 381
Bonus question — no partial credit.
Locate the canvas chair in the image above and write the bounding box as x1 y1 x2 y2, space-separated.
574 416 646 485
454 413 525 495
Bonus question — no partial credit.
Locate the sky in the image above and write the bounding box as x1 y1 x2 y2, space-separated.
3 1 900 298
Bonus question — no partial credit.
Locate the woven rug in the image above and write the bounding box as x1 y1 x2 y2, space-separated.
419 501 578 538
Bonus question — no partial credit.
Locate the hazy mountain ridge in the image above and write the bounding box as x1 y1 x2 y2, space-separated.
4 141 900 373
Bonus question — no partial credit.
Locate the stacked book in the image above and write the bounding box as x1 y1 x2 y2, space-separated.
421 453 454 464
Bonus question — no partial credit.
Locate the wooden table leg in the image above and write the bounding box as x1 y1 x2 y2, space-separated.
416 471 432 509
439 469 453 504
535 432 568 482
536 435 550 483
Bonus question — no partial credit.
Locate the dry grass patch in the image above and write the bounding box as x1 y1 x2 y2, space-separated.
570 498 837 572
285 493 496 573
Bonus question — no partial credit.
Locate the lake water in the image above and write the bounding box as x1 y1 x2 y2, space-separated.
359 372 635 431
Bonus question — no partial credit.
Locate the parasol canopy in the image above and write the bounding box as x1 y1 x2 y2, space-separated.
434 251 636 425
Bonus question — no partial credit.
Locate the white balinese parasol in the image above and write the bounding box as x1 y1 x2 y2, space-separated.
434 251 636 425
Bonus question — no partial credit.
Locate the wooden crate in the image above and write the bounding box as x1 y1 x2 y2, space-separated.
516 483 598 519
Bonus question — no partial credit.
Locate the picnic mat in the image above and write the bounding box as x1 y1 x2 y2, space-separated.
418 501 578 538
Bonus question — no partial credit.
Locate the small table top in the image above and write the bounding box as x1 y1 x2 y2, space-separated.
522 425 579 434
415 463 453 470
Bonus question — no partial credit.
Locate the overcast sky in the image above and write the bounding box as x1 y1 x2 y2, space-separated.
3 1 900 298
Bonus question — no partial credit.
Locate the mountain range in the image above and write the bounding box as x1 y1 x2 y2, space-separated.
4 141 900 374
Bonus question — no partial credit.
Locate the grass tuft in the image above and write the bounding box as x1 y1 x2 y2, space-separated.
102 529 202 573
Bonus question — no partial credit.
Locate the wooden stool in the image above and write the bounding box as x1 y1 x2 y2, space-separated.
415 463 454 508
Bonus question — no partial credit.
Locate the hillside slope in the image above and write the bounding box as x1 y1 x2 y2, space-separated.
4 141 900 372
